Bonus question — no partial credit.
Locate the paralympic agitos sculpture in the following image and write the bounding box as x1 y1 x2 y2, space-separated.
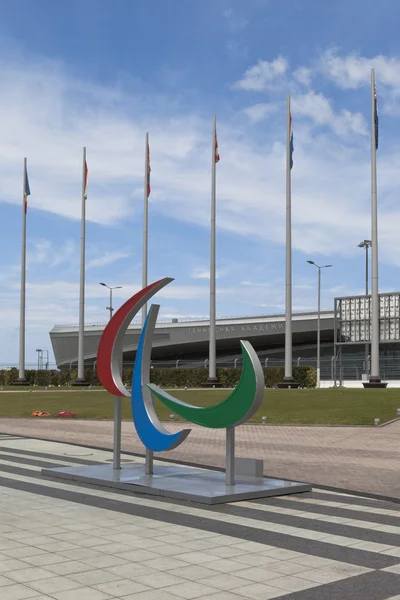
97 277 265 453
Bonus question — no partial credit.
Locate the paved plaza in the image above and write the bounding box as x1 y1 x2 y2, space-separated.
0 418 398 499
0 433 398 599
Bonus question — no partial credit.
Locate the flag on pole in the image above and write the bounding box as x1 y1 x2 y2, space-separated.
24 170 30 214
215 136 220 163
83 160 88 199
147 143 151 196
289 114 294 169
374 86 379 150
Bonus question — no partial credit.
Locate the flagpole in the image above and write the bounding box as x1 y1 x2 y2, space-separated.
17 158 28 384
206 115 218 386
142 133 149 326
284 95 293 385
279 96 297 389
142 132 153 474
367 68 385 387
76 146 87 385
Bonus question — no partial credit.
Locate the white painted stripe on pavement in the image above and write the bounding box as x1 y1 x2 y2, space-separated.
236 501 400 535
0 461 397 556
283 496 400 518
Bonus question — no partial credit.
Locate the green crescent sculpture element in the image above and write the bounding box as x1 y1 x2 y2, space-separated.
147 340 264 428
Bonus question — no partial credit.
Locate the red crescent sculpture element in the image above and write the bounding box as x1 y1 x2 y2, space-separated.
97 278 173 398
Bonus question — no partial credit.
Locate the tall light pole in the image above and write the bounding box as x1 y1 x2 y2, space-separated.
99 283 122 321
358 240 372 377
36 349 42 371
307 261 332 388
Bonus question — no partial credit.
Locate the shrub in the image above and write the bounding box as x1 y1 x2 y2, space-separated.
264 367 285 387
0 364 316 389
293 365 317 388
138 365 316 389
35 370 52 386
123 369 133 386
3 367 19 385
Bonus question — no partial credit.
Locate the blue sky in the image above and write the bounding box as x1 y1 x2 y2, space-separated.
2 0 400 365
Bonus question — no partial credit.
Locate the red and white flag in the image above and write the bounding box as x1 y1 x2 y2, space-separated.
215 136 220 163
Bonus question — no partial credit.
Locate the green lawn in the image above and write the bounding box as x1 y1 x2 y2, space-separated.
0 388 399 425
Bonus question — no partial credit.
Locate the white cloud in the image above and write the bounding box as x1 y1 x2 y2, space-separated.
293 67 312 86
291 91 367 137
243 102 280 123
87 251 131 269
315 49 400 116
0 53 385 259
318 49 400 90
223 8 248 33
292 91 333 124
0 54 207 226
234 57 288 91
50 240 77 268
190 268 225 280
333 109 368 137
226 41 249 59
27 239 53 267
27 238 130 271
27 239 78 271
191 269 211 280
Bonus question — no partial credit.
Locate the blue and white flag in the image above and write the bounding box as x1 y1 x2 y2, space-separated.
290 113 294 169
374 86 379 150
24 169 30 213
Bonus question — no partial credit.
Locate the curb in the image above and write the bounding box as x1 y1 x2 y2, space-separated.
380 417 400 427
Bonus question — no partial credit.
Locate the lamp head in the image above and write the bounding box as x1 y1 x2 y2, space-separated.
307 260 315 265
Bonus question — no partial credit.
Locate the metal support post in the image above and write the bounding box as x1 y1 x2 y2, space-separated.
113 396 122 470
145 449 153 475
225 427 235 486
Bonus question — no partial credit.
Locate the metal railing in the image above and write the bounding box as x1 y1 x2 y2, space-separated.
117 355 400 380
52 309 334 330
3 355 400 380
0 362 58 370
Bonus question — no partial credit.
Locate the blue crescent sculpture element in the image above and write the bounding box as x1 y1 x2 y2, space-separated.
132 304 191 452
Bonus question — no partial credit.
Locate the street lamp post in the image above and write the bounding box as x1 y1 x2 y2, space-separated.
36 349 42 371
100 282 123 472
307 261 332 388
358 240 372 378
99 283 122 321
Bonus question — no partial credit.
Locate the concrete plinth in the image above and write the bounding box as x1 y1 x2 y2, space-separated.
363 376 388 388
201 378 223 388
72 379 90 387
277 381 301 389
363 382 388 388
42 463 311 505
